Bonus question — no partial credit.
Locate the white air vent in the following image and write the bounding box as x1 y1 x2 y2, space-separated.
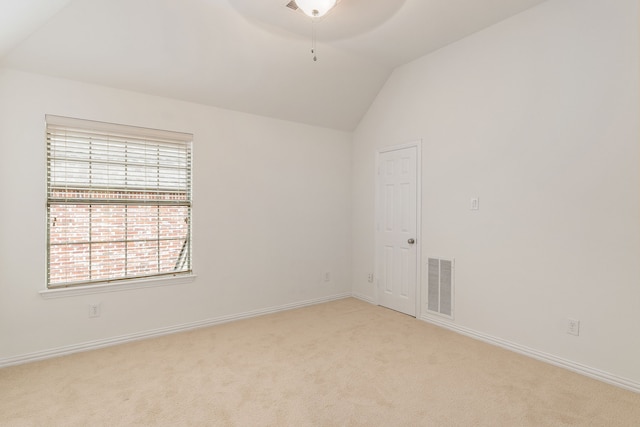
427 258 454 318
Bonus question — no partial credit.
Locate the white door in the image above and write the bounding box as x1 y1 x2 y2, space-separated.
376 144 419 316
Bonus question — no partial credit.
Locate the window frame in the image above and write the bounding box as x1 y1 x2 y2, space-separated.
43 115 194 295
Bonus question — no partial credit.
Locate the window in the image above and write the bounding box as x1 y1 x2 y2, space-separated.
46 115 192 289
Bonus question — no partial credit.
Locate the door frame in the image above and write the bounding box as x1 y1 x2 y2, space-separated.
374 140 422 317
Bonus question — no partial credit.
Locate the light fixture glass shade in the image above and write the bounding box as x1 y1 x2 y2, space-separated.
295 0 337 18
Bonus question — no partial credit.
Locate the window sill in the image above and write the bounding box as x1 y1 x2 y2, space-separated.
39 274 197 299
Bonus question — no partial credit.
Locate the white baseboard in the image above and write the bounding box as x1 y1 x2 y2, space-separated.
351 292 375 304
0 293 352 369
420 314 640 394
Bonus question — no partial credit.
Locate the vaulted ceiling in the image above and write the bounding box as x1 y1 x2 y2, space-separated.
0 0 548 130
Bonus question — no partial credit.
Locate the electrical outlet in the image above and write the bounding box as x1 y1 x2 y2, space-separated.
470 197 480 211
89 303 101 318
367 273 374 283
567 318 580 336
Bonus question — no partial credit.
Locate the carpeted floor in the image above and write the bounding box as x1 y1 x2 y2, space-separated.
1 297 639 426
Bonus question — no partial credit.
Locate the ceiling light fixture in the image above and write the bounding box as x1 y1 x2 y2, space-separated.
295 0 337 18
291 0 339 61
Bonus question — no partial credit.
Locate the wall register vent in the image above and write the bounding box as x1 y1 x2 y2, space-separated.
427 258 454 318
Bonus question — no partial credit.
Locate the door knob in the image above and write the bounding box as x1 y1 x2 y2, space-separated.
408 238 415 244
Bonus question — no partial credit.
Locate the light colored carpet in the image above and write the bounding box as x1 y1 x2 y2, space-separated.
1 298 639 426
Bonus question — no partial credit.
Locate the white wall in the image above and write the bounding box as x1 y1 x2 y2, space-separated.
0 69 352 361
352 0 640 385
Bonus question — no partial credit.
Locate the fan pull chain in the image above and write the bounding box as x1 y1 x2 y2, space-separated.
311 19 317 61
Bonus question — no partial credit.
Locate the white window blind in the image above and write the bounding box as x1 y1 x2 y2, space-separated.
46 115 193 288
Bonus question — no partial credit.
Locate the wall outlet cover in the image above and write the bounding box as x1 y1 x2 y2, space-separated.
567 318 580 336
